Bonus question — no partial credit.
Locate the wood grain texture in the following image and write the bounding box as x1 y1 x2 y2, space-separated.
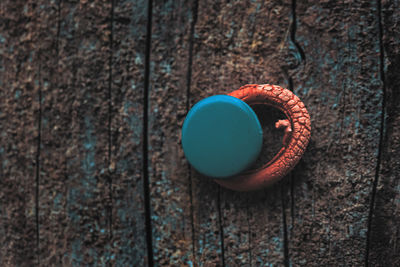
39 1 112 265
148 0 194 265
110 0 148 265
285 0 383 265
369 0 400 265
1 1 400 266
0 1 41 265
191 0 295 265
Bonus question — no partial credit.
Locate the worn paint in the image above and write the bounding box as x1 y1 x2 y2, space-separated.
81 116 96 199
123 101 142 145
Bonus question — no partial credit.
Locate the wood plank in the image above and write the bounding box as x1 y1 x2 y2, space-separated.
39 1 112 265
191 0 294 265
0 1 41 265
369 0 400 265
1 1 396 266
147 0 194 265
110 0 148 265
285 1 383 265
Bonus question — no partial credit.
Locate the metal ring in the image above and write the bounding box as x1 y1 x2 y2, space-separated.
214 84 311 191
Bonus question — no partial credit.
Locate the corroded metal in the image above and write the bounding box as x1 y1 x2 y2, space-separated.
215 84 311 191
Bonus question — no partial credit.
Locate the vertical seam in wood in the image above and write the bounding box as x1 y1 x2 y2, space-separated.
107 0 115 259
217 186 226 267
186 0 199 261
365 0 387 266
281 182 290 267
188 168 195 260
35 63 42 266
290 175 295 231
143 0 154 266
186 0 198 113
56 1 61 57
284 0 306 264
246 197 252 267
290 0 305 63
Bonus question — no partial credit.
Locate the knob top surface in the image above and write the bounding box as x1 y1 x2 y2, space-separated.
182 95 263 178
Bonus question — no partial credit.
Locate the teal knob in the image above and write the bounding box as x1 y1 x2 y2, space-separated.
181 95 263 178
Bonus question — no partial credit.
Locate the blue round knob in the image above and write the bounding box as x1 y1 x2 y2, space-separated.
181 95 263 178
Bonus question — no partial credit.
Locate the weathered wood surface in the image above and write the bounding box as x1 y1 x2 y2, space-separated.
0 2 40 265
39 1 113 265
369 0 400 265
1 0 399 266
285 0 383 266
148 0 194 265
110 0 148 265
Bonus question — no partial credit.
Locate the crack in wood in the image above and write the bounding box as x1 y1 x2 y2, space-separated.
187 0 199 262
282 0 307 265
143 0 154 266
107 1 115 262
35 63 42 267
365 0 387 266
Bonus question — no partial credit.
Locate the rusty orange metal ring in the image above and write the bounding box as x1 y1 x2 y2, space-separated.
214 84 311 191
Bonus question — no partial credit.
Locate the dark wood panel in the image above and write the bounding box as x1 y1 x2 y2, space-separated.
1 0 399 266
110 0 148 265
0 1 41 265
39 1 112 265
148 0 194 265
286 0 383 265
369 0 400 265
